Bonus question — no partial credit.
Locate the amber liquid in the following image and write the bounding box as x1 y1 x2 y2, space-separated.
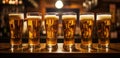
63 18 76 46
26 17 41 46
9 15 23 46
80 19 94 48
45 17 58 46
97 19 110 48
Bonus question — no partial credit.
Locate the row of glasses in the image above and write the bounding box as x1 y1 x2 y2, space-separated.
8 12 42 51
80 12 111 50
8 12 111 52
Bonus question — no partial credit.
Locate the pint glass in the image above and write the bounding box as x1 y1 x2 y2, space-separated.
45 12 58 51
26 12 41 49
62 12 76 51
96 13 111 48
9 13 24 49
79 13 94 49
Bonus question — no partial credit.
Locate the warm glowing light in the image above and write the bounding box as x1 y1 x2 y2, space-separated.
30 48 34 52
11 48 14 53
55 0 63 9
2 0 5 4
19 0 22 4
23 21 27 33
2 0 23 4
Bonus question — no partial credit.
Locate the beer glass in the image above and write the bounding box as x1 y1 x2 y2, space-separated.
9 13 24 50
79 13 94 49
62 12 76 51
45 12 59 51
96 13 111 49
26 12 41 49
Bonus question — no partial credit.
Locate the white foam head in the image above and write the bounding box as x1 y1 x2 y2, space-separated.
45 15 59 19
80 15 94 20
62 15 76 19
27 16 42 19
97 14 111 20
9 13 24 19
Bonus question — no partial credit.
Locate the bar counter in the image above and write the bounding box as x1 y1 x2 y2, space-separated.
0 43 120 58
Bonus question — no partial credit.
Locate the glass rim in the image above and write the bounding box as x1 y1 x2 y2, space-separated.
8 13 24 19
79 12 94 20
45 12 59 15
9 13 24 15
96 16 111 20
26 16 42 19
44 15 59 19
45 12 59 19
62 12 76 15
26 12 42 19
96 12 111 15
27 12 42 16
62 12 76 19
80 12 94 15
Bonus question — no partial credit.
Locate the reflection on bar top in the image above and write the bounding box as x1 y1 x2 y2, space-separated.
0 43 120 53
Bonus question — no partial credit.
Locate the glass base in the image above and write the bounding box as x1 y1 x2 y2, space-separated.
80 44 92 49
29 44 40 49
98 44 109 49
28 44 40 52
11 44 22 50
63 44 75 51
10 44 23 52
97 44 109 52
46 44 58 51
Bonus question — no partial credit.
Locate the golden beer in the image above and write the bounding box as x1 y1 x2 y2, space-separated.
62 14 76 51
9 13 24 49
26 15 41 48
96 14 111 48
45 15 58 50
80 14 94 49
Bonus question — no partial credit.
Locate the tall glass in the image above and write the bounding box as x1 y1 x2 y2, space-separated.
96 13 111 49
62 12 76 51
79 13 94 49
45 12 59 51
26 12 41 49
9 13 24 50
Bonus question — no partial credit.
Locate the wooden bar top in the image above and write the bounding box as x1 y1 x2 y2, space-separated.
0 43 120 58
